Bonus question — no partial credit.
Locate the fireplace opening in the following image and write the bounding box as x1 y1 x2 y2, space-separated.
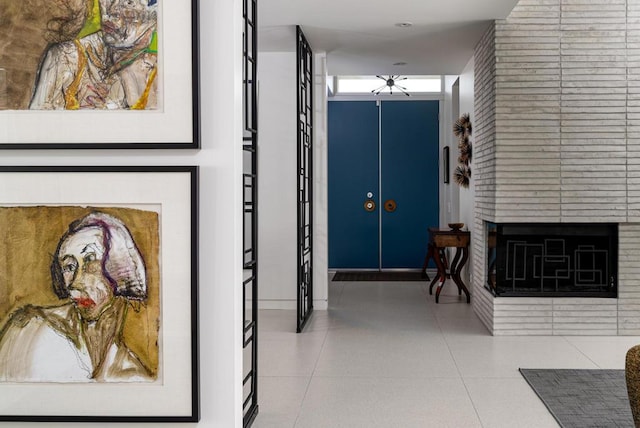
486 223 617 298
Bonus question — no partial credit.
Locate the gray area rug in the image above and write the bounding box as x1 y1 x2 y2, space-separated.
519 368 634 428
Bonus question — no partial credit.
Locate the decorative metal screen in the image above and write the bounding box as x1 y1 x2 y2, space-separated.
242 0 259 425
296 26 314 333
492 223 617 297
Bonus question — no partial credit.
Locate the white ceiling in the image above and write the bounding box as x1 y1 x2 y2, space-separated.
259 0 520 76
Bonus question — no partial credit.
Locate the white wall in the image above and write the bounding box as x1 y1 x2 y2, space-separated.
256 50 329 311
0 0 245 426
441 75 461 226
257 51 298 309
313 53 329 309
458 56 476 286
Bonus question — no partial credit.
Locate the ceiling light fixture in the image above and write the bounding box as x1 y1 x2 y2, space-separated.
371 75 411 97
395 22 413 28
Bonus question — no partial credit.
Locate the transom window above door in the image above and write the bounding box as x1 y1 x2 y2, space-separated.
333 75 442 95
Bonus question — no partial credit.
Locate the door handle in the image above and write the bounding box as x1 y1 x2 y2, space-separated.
384 199 397 212
364 199 376 212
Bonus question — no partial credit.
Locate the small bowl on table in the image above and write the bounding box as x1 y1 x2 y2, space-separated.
448 222 464 231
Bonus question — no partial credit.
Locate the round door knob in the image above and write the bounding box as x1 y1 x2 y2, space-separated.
384 199 397 212
364 199 376 212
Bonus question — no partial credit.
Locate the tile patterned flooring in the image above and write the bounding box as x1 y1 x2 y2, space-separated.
253 278 640 427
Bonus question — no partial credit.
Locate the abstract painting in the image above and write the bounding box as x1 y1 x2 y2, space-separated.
0 166 198 421
0 0 158 110
0 206 160 383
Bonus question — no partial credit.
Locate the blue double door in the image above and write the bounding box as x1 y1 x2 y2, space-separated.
328 100 440 270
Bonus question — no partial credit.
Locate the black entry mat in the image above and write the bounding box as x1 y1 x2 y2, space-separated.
332 271 426 281
519 368 633 427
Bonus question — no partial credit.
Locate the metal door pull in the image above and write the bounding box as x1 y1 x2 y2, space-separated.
364 200 376 212
384 199 397 212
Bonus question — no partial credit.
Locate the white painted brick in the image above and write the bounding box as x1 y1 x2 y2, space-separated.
494 323 554 330
494 330 554 335
553 329 618 335
554 317 617 324
473 1 640 335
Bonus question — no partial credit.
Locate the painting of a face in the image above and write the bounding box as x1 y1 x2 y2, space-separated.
99 0 156 49
58 227 114 321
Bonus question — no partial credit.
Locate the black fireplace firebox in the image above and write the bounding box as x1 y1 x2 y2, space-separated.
487 223 617 297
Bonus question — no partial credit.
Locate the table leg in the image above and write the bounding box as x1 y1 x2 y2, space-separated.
433 246 448 303
449 248 463 296
429 246 445 295
429 275 440 295
450 247 470 303
421 243 433 280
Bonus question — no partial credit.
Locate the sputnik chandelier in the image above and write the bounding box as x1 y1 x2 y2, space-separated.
371 75 411 96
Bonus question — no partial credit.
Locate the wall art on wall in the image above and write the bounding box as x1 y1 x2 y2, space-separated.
0 0 200 148
453 113 472 188
0 166 199 422
443 145 450 184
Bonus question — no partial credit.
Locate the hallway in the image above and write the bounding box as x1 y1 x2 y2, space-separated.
254 277 640 427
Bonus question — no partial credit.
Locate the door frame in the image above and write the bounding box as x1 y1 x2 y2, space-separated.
326 94 445 272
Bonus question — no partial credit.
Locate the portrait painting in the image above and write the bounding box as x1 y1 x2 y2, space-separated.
0 0 159 110
0 205 161 383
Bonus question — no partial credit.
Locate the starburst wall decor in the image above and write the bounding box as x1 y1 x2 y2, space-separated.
453 113 472 188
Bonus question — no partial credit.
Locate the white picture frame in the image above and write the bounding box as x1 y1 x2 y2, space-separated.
0 166 199 422
0 1 200 149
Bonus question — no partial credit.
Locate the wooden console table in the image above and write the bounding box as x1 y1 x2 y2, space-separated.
423 228 471 303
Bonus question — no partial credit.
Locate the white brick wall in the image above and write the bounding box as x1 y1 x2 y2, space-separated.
561 0 627 222
629 0 640 219
494 298 553 335
493 298 618 335
473 23 497 333
473 0 640 335
619 224 640 334
494 0 562 223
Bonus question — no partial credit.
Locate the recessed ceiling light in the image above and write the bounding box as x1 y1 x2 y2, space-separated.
395 22 413 28
393 62 407 66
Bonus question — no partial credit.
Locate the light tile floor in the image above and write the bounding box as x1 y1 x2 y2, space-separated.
253 277 640 428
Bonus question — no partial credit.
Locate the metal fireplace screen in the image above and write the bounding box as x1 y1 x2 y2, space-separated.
488 223 617 297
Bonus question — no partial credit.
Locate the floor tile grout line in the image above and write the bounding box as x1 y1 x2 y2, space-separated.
459 377 489 428
436 308 486 427
560 335 604 369
292 315 331 428
289 375 313 428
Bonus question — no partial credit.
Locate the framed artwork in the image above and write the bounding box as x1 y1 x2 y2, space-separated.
0 166 199 422
443 146 450 184
0 1 200 149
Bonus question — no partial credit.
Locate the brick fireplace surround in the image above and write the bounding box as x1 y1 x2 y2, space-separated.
471 0 640 335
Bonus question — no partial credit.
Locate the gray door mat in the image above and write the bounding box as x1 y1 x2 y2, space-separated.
519 368 634 428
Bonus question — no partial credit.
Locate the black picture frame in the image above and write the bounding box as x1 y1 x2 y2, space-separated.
0 1 200 149
0 166 199 422
443 146 450 184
